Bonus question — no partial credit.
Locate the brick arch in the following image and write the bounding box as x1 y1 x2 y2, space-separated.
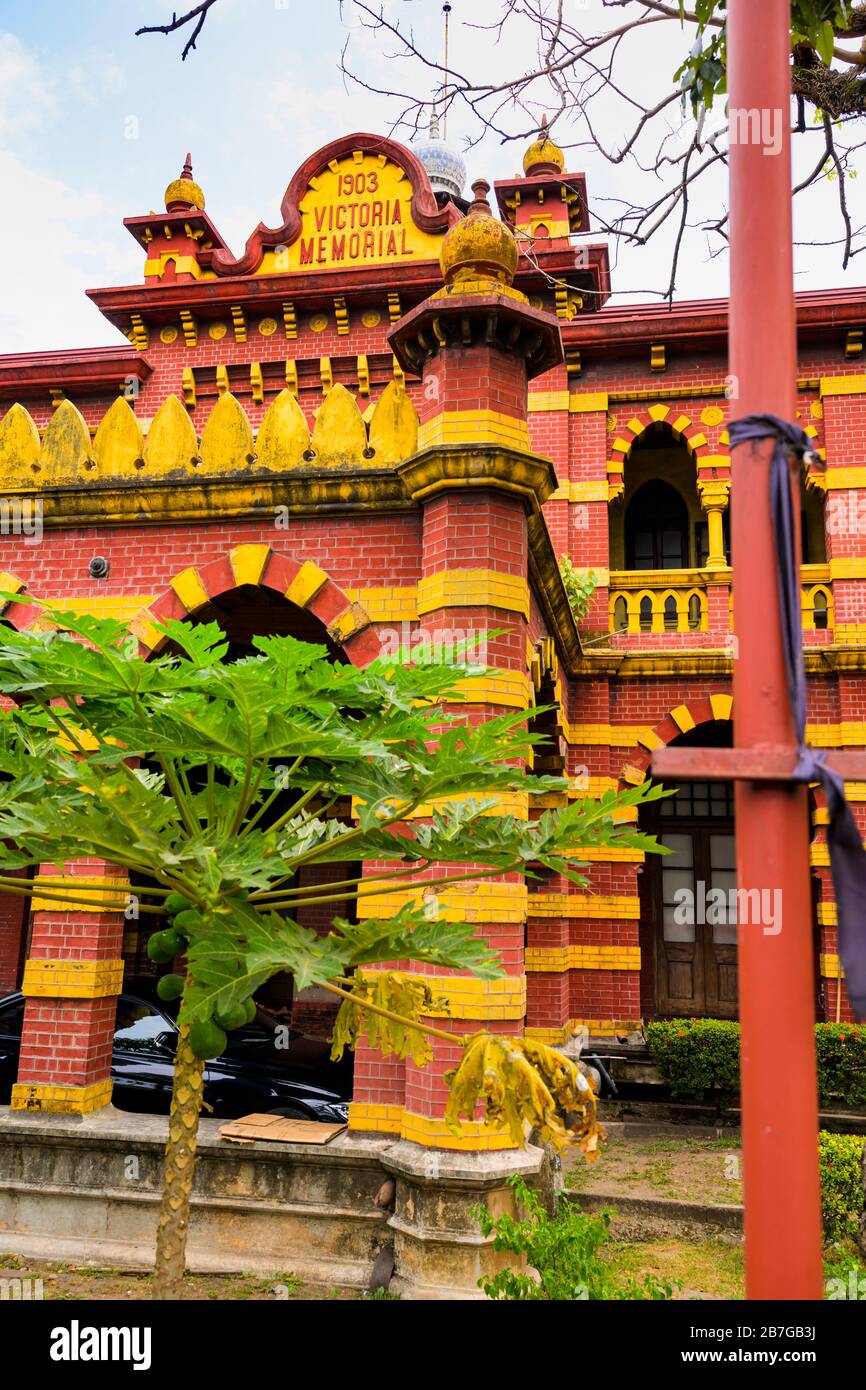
619 693 733 787
130 544 383 667
1 550 382 667
607 404 713 501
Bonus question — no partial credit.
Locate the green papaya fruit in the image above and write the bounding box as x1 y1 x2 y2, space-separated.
158 929 186 955
188 1020 227 1059
241 998 258 1025
146 934 175 963
172 910 201 935
164 892 193 916
156 974 185 1002
215 1003 247 1032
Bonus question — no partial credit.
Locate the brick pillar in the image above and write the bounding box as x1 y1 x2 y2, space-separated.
11 860 128 1114
349 196 563 1159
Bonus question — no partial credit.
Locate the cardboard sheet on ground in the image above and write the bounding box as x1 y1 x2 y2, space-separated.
219 1113 347 1145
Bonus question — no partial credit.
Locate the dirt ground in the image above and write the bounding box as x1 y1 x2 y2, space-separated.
565 1132 744 1206
0 1253 364 1301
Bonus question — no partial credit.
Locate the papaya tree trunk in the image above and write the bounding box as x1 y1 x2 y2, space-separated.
152 1024 205 1299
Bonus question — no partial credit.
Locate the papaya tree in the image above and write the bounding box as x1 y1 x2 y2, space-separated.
0 601 666 1297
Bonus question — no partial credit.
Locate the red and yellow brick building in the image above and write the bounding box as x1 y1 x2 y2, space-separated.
0 125 863 1144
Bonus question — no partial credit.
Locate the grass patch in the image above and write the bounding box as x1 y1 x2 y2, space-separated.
603 1239 745 1300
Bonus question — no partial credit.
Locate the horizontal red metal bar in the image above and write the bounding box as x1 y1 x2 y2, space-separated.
651 745 866 782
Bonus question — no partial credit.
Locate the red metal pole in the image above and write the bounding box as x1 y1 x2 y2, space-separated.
728 0 824 1299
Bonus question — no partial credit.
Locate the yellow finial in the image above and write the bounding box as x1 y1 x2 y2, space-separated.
523 115 565 176
437 178 522 299
165 153 205 212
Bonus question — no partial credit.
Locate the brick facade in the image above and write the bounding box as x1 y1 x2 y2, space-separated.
0 130 863 1136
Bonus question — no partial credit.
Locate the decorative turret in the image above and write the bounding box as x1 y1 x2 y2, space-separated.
522 115 565 177
413 109 467 201
122 153 228 290
164 153 205 213
437 179 521 298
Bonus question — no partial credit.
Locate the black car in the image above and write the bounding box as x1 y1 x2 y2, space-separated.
0 985 351 1123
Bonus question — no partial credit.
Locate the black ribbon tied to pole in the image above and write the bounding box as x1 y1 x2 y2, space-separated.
729 414 866 1019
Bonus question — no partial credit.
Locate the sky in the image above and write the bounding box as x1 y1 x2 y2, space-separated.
0 0 863 353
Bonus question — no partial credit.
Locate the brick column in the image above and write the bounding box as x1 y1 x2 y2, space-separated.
11 859 128 1114
349 184 562 1155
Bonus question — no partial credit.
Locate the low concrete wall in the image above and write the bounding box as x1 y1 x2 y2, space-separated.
0 1106 391 1288
0 1106 546 1297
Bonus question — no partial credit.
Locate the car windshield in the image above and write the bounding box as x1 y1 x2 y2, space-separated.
114 997 175 1054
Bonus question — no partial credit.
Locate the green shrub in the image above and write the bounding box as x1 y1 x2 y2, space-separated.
818 1130 865 1244
472 1175 673 1301
815 1024 866 1107
645 1018 866 1107
559 555 599 622
645 1019 740 1100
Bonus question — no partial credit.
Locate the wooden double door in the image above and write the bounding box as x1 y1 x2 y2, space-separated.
649 780 738 1018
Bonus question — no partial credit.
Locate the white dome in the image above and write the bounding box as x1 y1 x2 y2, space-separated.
413 112 466 200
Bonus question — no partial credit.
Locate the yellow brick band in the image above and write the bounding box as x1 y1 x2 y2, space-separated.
820 953 843 979
528 390 569 413
418 409 530 452
828 558 866 581
570 391 609 414
357 880 528 924
454 669 531 709
562 721 656 747
525 945 641 973
818 902 838 927
399 1111 516 1151
531 778 619 807
384 790 531 820
527 893 641 920
22 957 124 999
11 1079 113 1115
344 586 419 621
576 846 646 863
526 390 609 415
836 625 866 643
823 468 866 489
820 374 866 396
348 1101 516 1148
382 972 527 1020
812 837 866 866
417 569 530 620
807 722 866 747
548 481 610 504
31 875 130 914
525 1018 640 1044
45 594 156 622
348 1101 402 1135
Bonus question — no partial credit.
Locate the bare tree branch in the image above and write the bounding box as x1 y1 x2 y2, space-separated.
136 0 220 60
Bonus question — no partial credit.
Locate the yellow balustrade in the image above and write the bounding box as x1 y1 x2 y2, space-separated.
608 569 708 634
728 566 834 634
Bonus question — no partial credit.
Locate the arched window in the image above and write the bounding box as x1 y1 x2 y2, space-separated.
625 479 690 571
